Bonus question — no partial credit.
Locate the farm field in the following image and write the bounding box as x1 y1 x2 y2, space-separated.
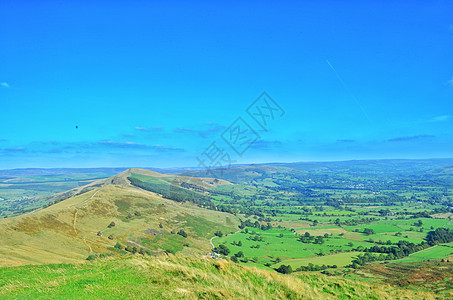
272 251 361 269
397 245 453 262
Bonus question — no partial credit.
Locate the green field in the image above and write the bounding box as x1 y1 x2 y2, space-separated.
273 251 361 268
397 245 453 262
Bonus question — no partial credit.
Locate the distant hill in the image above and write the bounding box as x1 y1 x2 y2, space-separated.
0 168 239 267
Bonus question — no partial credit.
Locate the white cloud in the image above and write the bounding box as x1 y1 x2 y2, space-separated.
430 115 451 122
0 82 9 88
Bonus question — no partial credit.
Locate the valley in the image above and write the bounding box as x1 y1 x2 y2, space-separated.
0 159 453 297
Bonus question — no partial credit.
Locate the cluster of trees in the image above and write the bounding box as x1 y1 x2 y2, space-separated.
298 232 328 244
238 220 272 231
297 263 337 272
347 252 387 268
335 217 378 226
426 228 453 245
86 253 114 261
113 242 152 255
275 264 292 274
361 240 430 260
248 234 264 242
231 240 242 246
413 220 423 227
363 228 375 235
215 244 230 255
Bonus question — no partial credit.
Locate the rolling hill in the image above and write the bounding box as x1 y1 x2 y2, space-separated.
0 168 239 267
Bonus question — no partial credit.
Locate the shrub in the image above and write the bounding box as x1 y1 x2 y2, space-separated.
86 254 96 261
177 230 188 238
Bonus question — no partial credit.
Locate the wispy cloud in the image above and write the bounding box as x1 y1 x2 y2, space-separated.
151 145 185 152
337 139 356 143
0 139 7 142
446 77 453 87
430 115 451 122
97 140 184 152
2 146 27 153
250 140 282 149
388 134 435 142
173 128 194 133
135 126 164 132
98 140 148 148
0 82 9 88
173 123 226 138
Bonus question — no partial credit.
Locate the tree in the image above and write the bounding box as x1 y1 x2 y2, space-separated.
234 251 244 258
114 242 122 249
216 244 230 255
108 221 115 228
363 228 375 235
214 231 223 237
275 264 292 274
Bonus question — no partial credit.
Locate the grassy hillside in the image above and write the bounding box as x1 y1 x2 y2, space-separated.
0 254 437 299
0 169 239 267
348 261 453 295
0 168 130 218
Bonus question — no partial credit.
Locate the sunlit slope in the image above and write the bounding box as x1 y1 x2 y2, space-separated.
0 255 436 299
0 169 239 267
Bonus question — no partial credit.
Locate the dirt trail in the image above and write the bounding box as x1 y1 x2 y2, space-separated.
72 209 78 234
210 229 241 255
127 240 160 254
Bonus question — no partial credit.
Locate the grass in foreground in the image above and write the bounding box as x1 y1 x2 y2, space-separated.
0 255 436 299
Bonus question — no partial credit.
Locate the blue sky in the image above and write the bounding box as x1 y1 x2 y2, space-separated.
0 0 452 169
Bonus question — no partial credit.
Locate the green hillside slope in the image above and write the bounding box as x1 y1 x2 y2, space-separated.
0 169 239 267
0 254 436 299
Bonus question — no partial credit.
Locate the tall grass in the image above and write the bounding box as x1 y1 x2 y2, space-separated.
0 254 436 299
